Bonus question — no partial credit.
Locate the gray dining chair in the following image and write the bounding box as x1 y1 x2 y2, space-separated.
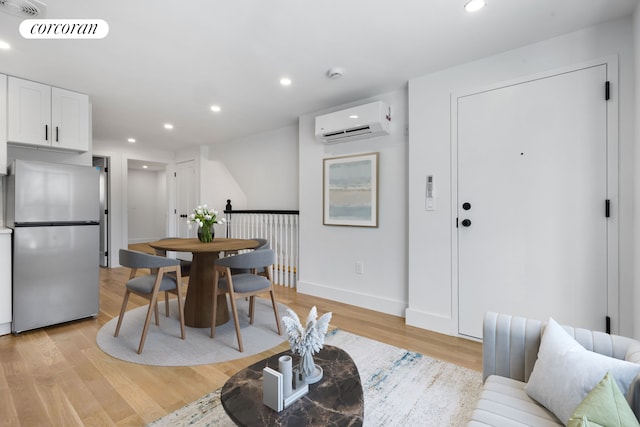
115 249 186 354
153 237 192 317
224 237 269 257
230 238 270 275
210 248 282 352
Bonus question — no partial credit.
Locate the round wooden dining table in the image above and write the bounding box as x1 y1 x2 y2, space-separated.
148 237 259 328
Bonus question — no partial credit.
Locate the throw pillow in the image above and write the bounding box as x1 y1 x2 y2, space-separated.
524 318 640 424
567 372 640 427
627 342 640 364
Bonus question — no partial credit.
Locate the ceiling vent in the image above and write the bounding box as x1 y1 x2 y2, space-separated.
0 0 46 18
315 101 391 144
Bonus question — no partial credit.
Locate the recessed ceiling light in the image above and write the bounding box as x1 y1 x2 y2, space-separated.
142 165 148 169
349 115 359 119
127 138 136 143
164 123 174 130
0 40 10 50
464 0 486 12
210 105 221 113
280 77 292 86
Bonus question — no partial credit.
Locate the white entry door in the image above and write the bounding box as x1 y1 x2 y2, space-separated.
457 64 610 339
176 160 197 238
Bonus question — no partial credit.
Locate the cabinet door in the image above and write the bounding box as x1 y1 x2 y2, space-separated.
51 87 89 152
0 74 7 174
7 76 51 147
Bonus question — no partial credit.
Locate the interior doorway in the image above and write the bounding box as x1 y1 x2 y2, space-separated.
127 159 169 245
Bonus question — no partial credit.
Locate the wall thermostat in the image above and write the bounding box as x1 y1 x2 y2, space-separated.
426 175 435 211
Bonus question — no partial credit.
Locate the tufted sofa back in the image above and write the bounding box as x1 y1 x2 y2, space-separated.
482 312 640 383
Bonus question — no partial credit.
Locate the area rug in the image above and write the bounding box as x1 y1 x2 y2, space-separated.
96 298 288 366
149 329 483 426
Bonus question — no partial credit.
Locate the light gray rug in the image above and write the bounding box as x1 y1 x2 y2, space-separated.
96 297 288 366
149 329 483 426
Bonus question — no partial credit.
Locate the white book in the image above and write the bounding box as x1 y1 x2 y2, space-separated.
262 367 284 412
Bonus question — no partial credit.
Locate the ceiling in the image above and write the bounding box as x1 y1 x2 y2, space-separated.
0 0 637 153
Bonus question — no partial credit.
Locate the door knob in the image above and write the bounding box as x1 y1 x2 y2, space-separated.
462 202 471 211
461 219 472 227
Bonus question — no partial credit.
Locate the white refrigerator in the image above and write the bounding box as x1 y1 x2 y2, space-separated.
5 159 100 334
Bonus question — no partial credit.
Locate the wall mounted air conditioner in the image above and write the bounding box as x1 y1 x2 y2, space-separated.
315 101 391 144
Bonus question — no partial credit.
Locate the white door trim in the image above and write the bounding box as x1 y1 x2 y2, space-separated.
450 55 619 338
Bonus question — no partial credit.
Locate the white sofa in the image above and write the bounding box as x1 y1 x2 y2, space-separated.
467 312 640 426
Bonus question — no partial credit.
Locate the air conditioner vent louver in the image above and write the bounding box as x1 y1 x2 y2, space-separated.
322 126 373 140
0 0 46 18
315 101 391 144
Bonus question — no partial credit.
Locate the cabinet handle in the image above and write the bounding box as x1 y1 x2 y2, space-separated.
56 126 59 142
45 124 48 141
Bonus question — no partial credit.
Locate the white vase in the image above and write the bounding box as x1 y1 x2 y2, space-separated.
279 355 293 397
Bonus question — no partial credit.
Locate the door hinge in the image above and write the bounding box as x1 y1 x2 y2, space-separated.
104 209 108 215
104 167 108 173
174 172 177 177
605 81 610 101
605 199 610 218
606 316 611 334
105 251 109 257
174 209 177 214
456 217 459 228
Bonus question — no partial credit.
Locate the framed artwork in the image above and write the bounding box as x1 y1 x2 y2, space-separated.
323 152 379 227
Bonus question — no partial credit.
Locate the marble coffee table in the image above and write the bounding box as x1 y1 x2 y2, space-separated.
221 345 364 426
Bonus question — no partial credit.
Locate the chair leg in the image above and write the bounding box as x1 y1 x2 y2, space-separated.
114 290 131 337
154 301 160 326
138 292 159 354
269 290 282 335
228 296 244 352
175 289 185 340
165 291 170 317
211 288 219 338
249 296 255 325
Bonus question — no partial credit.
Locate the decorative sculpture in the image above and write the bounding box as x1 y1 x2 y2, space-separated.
282 306 332 384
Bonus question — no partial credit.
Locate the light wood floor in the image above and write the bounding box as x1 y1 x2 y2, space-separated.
0 258 482 426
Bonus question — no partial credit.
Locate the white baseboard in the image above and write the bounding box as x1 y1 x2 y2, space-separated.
296 280 406 317
405 308 457 336
0 322 11 336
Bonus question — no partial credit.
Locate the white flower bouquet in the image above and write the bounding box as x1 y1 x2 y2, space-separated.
187 204 225 242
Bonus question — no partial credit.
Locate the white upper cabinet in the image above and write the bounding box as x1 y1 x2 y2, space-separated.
8 77 51 147
7 76 89 152
51 87 89 151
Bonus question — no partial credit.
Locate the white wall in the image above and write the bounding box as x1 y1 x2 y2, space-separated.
198 149 246 211
92 140 175 267
127 168 167 243
407 17 637 337
298 88 408 316
209 125 299 210
198 153 247 237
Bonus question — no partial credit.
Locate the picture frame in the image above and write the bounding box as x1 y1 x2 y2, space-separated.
323 152 379 227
